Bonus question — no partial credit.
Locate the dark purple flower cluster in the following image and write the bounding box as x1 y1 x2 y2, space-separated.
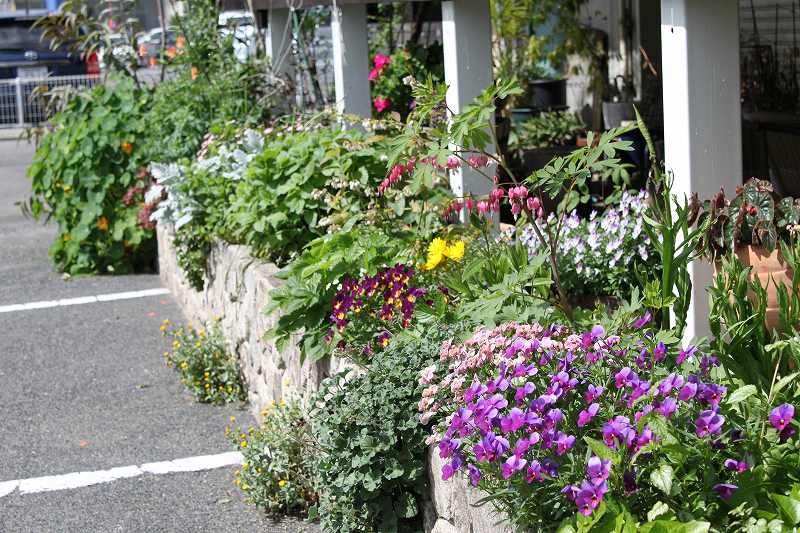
327 263 427 355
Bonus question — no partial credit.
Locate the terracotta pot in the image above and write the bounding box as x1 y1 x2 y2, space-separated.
720 245 794 330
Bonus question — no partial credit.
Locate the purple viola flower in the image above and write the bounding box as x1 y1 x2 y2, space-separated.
578 403 600 427
575 480 608 515
585 384 604 404
695 410 725 438
603 416 632 448
678 381 698 401
627 380 651 407
473 432 509 462
501 454 527 479
544 408 563 429
448 407 473 438
700 354 720 377
585 456 611 486
514 382 536 402
526 460 543 483
632 312 652 329
698 383 727 408
657 373 685 396
615 367 639 389
513 438 531 458
657 397 677 418
467 464 480 486
464 380 487 403
441 452 464 480
555 432 576 455
713 483 738 500
653 342 667 362
561 484 579 501
500 407 525 434
769 403 795 431
542 458 560 477
724 458 749 473
634 426 654 452
634 348 652 370
438 437 461 459
676 345 697 365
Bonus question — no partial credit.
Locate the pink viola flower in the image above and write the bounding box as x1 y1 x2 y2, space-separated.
769 403 795 431
585 384 604 404
695 409 725 438
373 96 391 113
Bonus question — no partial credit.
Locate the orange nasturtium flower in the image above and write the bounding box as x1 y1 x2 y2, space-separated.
121 142 133 155
138 44 146 57
63 233 70 242
97 217 109 231
166 46 177 59
176 36 186 49
148 56 157 67
191 66 199 80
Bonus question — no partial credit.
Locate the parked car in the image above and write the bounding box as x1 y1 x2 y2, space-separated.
0 11 98 125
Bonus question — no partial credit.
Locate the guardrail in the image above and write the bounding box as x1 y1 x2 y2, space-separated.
0 74 102 128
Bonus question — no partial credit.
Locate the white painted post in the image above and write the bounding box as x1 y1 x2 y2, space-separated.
266 8 293 80
661 0 742 340
441 0 495 201
331 3 371 117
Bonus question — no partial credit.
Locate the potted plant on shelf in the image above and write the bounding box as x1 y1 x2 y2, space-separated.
697 178 800 329
507 110 585 174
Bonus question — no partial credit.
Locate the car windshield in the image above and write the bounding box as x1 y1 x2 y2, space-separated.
0 21 45 51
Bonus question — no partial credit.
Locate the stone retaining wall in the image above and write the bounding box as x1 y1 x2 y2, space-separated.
156 224 509 533
157 225 338 418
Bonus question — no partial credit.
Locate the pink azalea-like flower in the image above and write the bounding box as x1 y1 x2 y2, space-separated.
373 53 391 71
373 96 391 113
368 67 380 81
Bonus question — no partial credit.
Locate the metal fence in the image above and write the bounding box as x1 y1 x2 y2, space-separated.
0 74 102 128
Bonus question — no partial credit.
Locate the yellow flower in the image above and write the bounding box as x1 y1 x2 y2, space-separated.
63 233 70 242
278 480 286 488
240 440 247 448
444 240 465 261
229 416 236 423
120 142 133 155
423 238 447 270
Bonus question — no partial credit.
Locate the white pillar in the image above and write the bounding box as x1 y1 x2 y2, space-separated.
661 0 742 340
266 8 293 80
331 4 371 117
441 0 495 200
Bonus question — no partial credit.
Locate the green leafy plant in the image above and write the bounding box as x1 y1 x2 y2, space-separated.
698 178 800 259
161 319 245 404
310 325 457 533
227 400 317 517
27 75 155 274
508 111 585 151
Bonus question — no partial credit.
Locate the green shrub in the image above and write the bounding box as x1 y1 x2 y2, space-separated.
228 400 317 517
161 319 245 404
223 125 390 264
508 110 585 151
309 324 458 532
28 75 155 274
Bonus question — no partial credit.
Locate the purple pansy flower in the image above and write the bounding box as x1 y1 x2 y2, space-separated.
724 458 749 473
633 312 652 329
585 384 604 404
676 345 697 365
695 410 725 437
500 407 525 433
586 456 611 486
555 432 576 455
657 397 677 418
678 381 698 401
575 480 608 515
501 454 527 479
713 483 738 500
769 403 795 431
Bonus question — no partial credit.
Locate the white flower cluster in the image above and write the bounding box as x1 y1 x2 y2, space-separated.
520 190 653 295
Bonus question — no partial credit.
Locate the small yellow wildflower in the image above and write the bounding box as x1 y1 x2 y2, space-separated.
63 233 70 242
278 480 286 488
229 416 236 423
444 240 465 261
240 440 247 448
423 238 447 270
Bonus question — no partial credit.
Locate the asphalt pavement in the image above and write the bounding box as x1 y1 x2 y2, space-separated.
0 140 316 532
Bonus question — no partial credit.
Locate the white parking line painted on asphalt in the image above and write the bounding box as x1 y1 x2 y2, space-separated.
1 452 242 497
0 288 170 314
